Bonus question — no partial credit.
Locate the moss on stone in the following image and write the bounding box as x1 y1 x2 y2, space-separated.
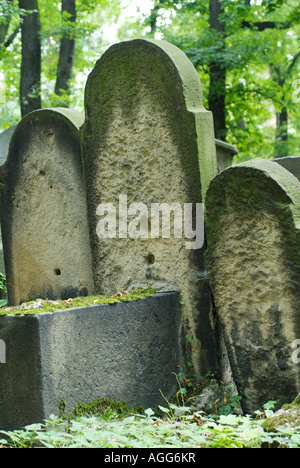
262 395 300 432
0 289 157 316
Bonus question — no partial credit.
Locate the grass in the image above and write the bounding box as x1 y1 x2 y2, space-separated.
0 402 299 448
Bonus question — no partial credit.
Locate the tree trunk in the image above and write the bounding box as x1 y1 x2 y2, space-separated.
55 0 76 100
208 0 227 140
275 108 288 157
19 0 41 117
270 65 289 158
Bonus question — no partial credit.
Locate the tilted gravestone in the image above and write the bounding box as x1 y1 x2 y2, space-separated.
205 159 300 414
0 108 94 306
82 39 218 374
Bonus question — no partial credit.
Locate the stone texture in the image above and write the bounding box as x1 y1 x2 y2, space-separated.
0 293 182 431
0 108 94 305
205 159 300 414
82 39 218 375
215 139 238 173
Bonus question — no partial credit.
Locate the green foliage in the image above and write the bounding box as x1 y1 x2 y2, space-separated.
0 0 122 131
170 370 243 419
153 0 300 160
59 397 144 422
0 272 7 305
1 1 300 164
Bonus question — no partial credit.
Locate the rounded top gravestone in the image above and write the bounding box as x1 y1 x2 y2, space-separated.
205 158 300 414
81 39 218 375
0 108 94 306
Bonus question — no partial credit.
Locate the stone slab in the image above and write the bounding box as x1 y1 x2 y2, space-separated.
0 292 182 431
205 158 300 414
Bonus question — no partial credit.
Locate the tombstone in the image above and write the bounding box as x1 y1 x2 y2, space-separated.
205 158 300 414
0 292 181 431
273 156 300 182
0 108 94 306
82 39 218 375
215 139 238 173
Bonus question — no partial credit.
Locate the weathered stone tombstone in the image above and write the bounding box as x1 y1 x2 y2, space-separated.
0 108 94 305
205 158 300 414
82 38 218 374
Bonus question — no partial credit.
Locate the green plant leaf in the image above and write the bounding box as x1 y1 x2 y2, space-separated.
144 408 155 417
158 405 170 414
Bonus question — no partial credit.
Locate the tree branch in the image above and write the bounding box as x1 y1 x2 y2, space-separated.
3 24 20 48
242 20 292 31
287 51 300 75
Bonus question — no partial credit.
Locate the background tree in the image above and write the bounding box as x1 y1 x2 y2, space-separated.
143 0 300 160
239 0 300 156
18 0 41 117
55 0 76 101
0 0 120 124
0 0 23 56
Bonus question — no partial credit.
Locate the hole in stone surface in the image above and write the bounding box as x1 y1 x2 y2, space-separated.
46 132 55 142
54 268 61 276
146 253 155 265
